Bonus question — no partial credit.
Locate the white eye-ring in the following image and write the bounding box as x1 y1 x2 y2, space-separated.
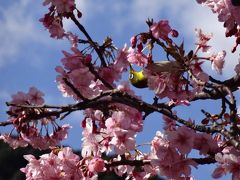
129 73 134 79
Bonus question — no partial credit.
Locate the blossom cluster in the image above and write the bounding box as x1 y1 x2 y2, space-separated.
127 22 226 104
55 46 129 100
2 0 240 179
81 98 143 158
21 147 106 180
196 0 240 52
0 87 71 150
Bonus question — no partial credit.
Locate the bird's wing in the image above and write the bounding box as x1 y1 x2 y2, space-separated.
145 61 183 73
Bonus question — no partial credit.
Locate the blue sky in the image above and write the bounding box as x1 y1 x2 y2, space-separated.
0 0 238 179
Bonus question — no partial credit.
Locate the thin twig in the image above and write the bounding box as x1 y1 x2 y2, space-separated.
70 15 107 67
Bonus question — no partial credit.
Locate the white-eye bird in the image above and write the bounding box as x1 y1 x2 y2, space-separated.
129 61 183 88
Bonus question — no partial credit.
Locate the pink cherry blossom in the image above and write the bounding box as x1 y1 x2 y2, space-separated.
40 14 65 39
212 166 226 179
195 28 212 52
21 147 83 180
112 155 135 177
81 104 142 158
150 20 172 41
193 133 220 155
43 0 75 14
105 111 131 131
3 87 72 150
99 65 122 85
81 118 103 157
113 45 131 73
213 152 240 179
127 49 148 67
56 48 101 99
110 129 136 155
9 87 44 110
190 62 209 82
19 124 71 150
151 131 198 179
9 91 29 114
157 158 198 179
28 87 44 105
167 126 195 155
210 50 226 74
49 19 65 39
196 0 240 39
117 81 142 101
151 131 180 165
0 134 28 149
88 157 106 173
224 0 240 25
145 69 195 101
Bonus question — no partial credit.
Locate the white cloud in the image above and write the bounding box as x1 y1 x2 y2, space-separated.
0 0 62 68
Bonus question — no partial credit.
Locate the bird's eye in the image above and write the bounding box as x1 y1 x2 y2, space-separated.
129 73 134 79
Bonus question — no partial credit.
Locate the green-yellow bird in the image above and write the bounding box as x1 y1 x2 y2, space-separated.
129 61 183 88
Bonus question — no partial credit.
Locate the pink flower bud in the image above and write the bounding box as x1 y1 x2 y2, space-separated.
171 29 179 38
85 54 92 64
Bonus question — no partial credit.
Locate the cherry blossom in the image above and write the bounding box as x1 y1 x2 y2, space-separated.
28 87 45 105
88 157 106 173
150 20 173 42
3 0 240 179
109 129 136 155
150 131 198 179
40 14 65 39
0 134 28 149
1 87 72 150
21 147 82 180
213 152 240 179
167 126 195 155
195 28 212 52
196 0 240 52
210 50 226 74
127 49 149 67
43 0 75 14
193 133 220 155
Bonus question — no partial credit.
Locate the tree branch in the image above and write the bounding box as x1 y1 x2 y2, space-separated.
70 15 107 67
192 74 240 101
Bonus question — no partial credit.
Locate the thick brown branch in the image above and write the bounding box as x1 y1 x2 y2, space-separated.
0 121 12 126
191 157 216 165
106 159 151 168
2 90 215 134
63 78 88 101
105 156 216 169
192 74 240 101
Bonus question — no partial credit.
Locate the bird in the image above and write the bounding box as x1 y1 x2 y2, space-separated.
129 65 148 88
129 61 183 88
